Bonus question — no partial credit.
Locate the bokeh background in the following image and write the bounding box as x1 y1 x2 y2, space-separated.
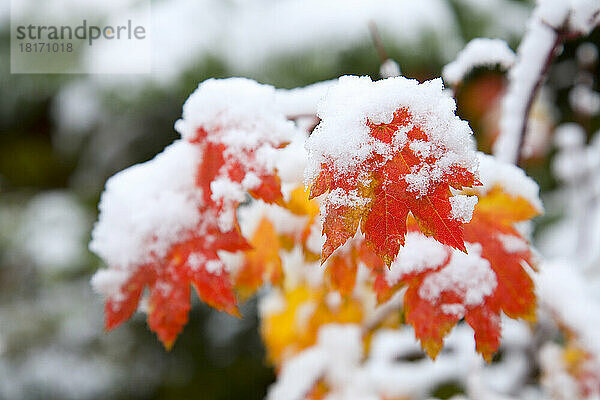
1 0 599 399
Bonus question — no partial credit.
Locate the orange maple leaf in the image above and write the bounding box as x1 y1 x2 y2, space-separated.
235 217 284 299
105 217 250 349
310 108 479 265
325 238 386 297
395 187 540 360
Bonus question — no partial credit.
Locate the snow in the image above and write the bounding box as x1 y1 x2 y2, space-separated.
494 1 561 164
305 75 478 197
379 59 401 79
327 188 371 208
539 343 581 400
173 78 304 230
176 78 295 144
0 277 165 400
497 233 529 253
325 292 343 310
259 290 287 316
89 140 204 296
241 172 262 190
477 152 544 213
204 260 224 275
419 243 497 311
576 42 599 67
215 251 243 277
274 132 309 185
305 219 325 255
385 232 449 285
568 0 600 35
186 253 206 271
443 38 516 86
238 199 309 240
494 0 600 163
268 321 535 400
536 260 600 358
274 81 335 118
552 124 590 183
267 346 327 400
267 324 363 400
18 192 90 272
90 270 131 301
364 326 477 398
450 195 478 223
210 178 246 204
554 123 586 150
317 325 364 385
210 178 246 232
9 348 118 400
267 324 362 400
569 84 600 116
536 0 570 27
276 246 325 290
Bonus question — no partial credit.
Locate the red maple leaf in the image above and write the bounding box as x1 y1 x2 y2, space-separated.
380 187 540 360
105 216 250 349
310 108 479 266
102 125 288 348
193 127 284 208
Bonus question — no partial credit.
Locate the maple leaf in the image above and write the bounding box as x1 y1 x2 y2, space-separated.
326 250 358 296
97 122 291 347
234 185 322 299
93 78 302 349
384 186 540 360
286 186 320 230
193 127 285 210
105 216 250 349
261 285 363 365
310 108 478 265
235 216 284 299
324 237 386 297
463 187 539 322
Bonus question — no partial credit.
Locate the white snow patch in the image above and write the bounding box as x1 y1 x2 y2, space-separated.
477 152 544 212
419 243 497 308
443 38 516 86
175 78 296 146
494 0 600 163
497 233 529 253
305 75 478 198
386 232 449 285
90 269 131 300
90 140 204 274
450 195 478 223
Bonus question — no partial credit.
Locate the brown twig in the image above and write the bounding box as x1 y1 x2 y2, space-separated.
368 21 389 64
514 31 564 166
513 15 588 166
